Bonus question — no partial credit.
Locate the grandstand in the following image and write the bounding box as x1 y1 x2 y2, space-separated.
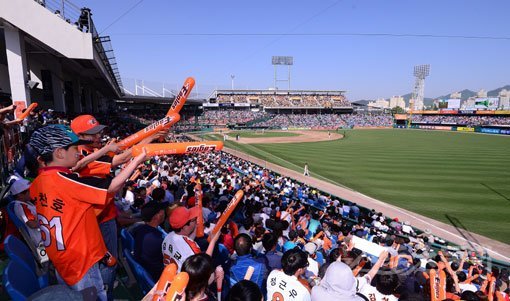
209 89 352 112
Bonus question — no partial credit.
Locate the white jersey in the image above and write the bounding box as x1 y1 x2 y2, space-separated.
12 201 42 247
359 284 398 301
162 231 201 271
267 270 311 301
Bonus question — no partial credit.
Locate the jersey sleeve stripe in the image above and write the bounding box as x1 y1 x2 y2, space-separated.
183 236 201 254
58 172 110 191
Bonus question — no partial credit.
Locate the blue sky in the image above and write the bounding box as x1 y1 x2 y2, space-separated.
74 0 510 100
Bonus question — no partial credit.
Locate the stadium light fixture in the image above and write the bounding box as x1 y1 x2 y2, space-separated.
272 56 293 90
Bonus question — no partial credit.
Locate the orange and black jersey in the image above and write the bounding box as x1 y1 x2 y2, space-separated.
78 146 117 223
31 166 112 285
78 146 113 177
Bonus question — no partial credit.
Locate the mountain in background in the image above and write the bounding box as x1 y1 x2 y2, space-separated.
352 84 510 106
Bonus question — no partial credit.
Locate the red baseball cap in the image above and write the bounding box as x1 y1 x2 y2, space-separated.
169 206 200 229
70 115 106 135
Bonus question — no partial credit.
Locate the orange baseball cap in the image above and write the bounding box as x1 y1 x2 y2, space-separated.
70 115 106 135
169 206 200 229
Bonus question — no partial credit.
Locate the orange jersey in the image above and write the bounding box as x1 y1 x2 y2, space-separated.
78 146 113 177
78 146 117 223
30 166 112 285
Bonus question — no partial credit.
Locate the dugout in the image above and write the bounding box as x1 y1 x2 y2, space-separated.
393 114 409 128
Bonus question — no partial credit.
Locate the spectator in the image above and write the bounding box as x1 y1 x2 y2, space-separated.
79 8 91 32
226 280 263 301
227 233 268 290
162 206 220 271
181 253 215 301
28 125 146 299
162 206 202 271
267 247 311 301
311 261 365 300
359 267 399 300
262 232 282 270
303 242 319 278
10 178 42 248
131 201 167 281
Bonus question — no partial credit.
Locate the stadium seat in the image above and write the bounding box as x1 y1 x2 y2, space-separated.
315 251 325 266
120 228 135 254
4 235 49 288
123 248 155 295
3 259 41 301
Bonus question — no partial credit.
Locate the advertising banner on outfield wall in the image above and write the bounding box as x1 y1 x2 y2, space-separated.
414 125 453 131
459 110 476 114
456 127 475 132
478 128 501 134
439 109 458 114
476 110 495 115
495 110 510 115
288 127 311 131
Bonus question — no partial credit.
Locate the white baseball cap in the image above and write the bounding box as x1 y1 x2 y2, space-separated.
10 178 31 196
304 242 318 255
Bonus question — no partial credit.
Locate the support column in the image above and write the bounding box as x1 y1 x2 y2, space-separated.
4 26 31 113
91 90 98 113
72 78 82 113
84 87 92 112
51 67 65 112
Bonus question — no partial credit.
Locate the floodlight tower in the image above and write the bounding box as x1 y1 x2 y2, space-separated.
411 64 430 111
272 56 293 90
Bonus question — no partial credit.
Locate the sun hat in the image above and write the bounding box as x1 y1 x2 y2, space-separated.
29 124 90 156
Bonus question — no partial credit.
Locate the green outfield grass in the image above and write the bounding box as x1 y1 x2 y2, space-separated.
204 129 510 244
227 131 300 138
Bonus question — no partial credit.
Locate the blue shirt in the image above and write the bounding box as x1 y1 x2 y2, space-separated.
132 224 164 282
227 254 268 289
264 250 283 270
283 241 297 252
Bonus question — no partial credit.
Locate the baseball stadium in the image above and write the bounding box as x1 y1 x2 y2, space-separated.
0 1 509 300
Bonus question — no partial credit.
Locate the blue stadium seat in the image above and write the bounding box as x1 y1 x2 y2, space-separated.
123 248 155 295
315 251 324 266
3 260 41 301
4 235 49 288
120 228 135 254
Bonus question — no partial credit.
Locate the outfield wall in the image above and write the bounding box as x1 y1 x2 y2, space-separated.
406 124 510 135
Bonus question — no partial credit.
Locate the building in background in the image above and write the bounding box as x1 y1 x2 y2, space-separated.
389 96 405 109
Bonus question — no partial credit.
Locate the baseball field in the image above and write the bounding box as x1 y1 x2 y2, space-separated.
204 129 510 244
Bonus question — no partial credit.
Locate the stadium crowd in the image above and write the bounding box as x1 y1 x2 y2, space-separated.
255 113 394 129
197 110 267 125
215 93 350 108
0 105 508 301
411 115 510 126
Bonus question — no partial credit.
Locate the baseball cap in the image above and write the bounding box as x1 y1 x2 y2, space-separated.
304 242 318 255
9 178 31 195
141 201 167 222
169 206 200 229
29 125 90 156
70 115 106 135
